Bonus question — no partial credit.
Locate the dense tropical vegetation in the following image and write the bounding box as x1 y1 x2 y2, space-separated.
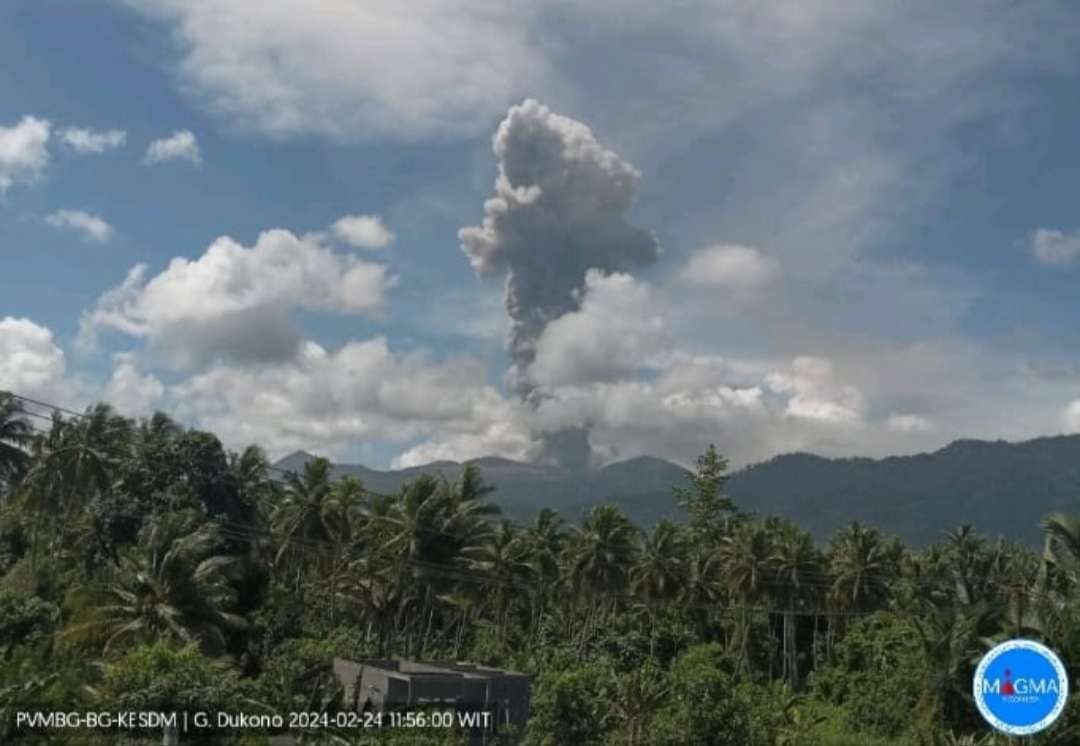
1 391 1080 744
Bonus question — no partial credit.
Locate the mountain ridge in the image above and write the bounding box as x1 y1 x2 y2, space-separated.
274 433 1080 545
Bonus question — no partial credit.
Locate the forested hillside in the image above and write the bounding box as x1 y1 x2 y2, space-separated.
2 393 1080 744
280 434 1080 546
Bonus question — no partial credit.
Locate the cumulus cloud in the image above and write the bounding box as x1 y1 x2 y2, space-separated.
170 336 533 461
765 357 864 425
79 229 392 368
397 345 906 472
144 130 201 165
1030 228 1080 267
392 422 537 469
0 317 79 405
531 271 669 387
332 214 395 250
680 244 780 294
460 99 659 394
45 209 114 243
112 2 1079 157
392 335 1080 471
118 0 549 140
521 353 870 468
38 2 1080 473
59 127 126 154
0 116 50 194
75 317 1073 472
104 355 164 417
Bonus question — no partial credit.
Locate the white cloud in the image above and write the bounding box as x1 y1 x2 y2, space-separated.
45 209 115 243
0 317 79 406
0 116 50 194
516 352 868 468
35 2 1080 472
886 413 935 434
113 2 1080 155
1061 401 1080 434
531 270 669 387
104 355 164 417
332 214 395 250
114 309 1076 470
59 127 127 154
680 244 781 293
764 357 864 425
170 336 532 461
1030 228 1080 267
144 130 201 165
79 228 392 368
392 422 537 468
120 0 550 140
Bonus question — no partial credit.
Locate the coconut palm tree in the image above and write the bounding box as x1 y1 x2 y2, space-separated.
563 505 640 647
57 403 131 504
442 466 499 559
463 519 534 643
827 522 895 612
19 406 131 569
64 511 247 656
681 547 725 643
720 521 773 674
631 520 687 655
912 600 994 730
1042 512 1080 585
320 477 368 626
377 475 460 654
519 508 567 642
229 444 277 518
271 457 336 587
0 393 32 492
770 524 820 687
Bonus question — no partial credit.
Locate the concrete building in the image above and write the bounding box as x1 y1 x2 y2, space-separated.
333 658 529 741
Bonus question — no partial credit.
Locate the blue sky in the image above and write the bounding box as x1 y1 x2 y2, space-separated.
3 0 1080 470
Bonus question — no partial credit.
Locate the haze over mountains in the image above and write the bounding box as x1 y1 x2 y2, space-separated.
275 434 1080 546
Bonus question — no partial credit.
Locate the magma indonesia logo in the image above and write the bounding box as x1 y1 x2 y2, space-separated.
973 639 1069 736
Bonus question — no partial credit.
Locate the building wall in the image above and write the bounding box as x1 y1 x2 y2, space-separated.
332 658 530 735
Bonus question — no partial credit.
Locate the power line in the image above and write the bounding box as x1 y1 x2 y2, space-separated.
1 388 298 478
4 388 1070 606
1 390 85 419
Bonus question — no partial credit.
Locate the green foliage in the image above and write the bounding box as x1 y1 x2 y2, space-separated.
3 405 1080 746
524 656 613 746
94 642 262 731
0 590 58 655
644 643 762 745
62 509 249 656
813 611 931 739
674 444 736 542
0 644 94 742
256 629 368 712
0 509 28 575
0 394 32 490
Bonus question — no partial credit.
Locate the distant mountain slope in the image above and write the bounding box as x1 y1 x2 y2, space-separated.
272 450 691 524
274 434 1080 545
725 435 1080 545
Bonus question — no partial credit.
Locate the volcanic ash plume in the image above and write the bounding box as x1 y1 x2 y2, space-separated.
459 99 659 468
